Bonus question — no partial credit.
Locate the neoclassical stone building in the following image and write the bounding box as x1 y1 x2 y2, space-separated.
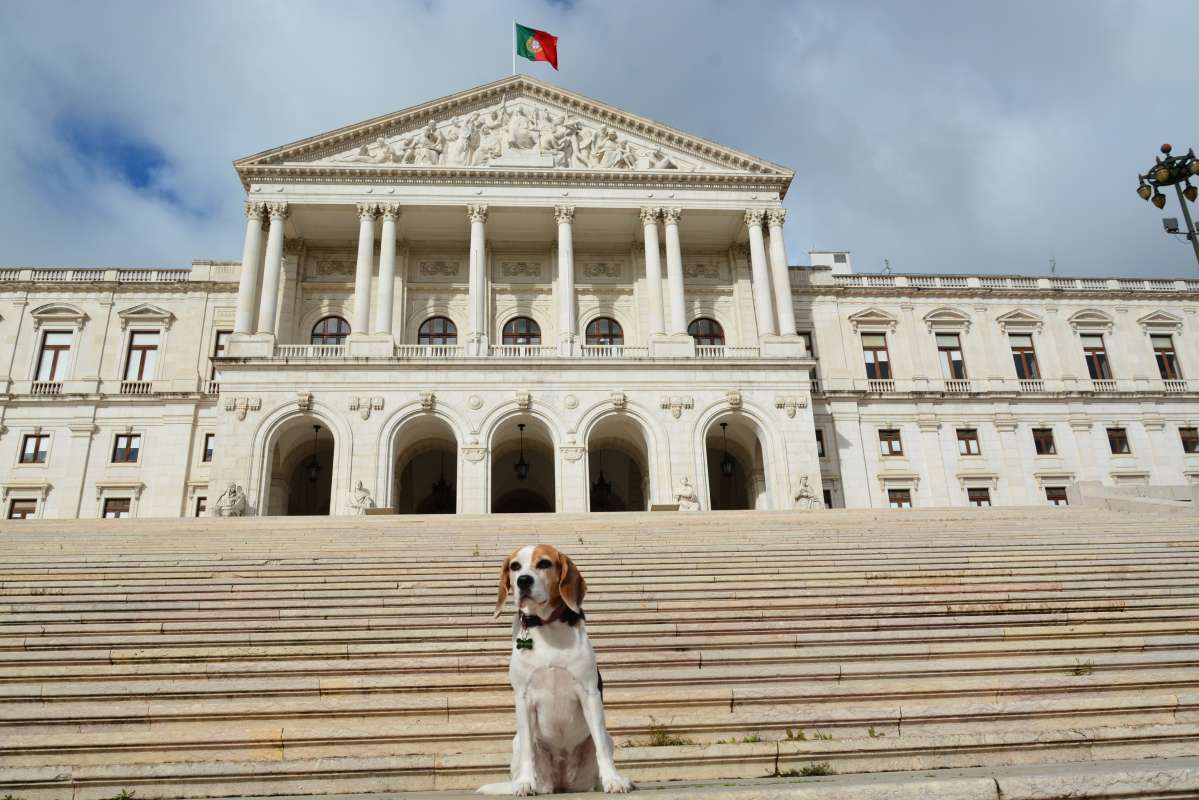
2 76 1197 519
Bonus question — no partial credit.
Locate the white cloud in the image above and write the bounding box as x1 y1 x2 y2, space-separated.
0 0 1196 276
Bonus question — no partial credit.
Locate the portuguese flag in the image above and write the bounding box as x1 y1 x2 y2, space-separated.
515 23 558 70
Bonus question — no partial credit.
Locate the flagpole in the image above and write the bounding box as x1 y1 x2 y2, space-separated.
512 20 516 75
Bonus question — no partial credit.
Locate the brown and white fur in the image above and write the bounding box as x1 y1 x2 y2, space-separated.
478 544 634 796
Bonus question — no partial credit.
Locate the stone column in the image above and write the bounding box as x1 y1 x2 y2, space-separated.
467 204 488 355
640 207 666 337
766 208 798 337
352 203 377 336
662 208 686 335
744 209 777 337
555 205 576 353
234 202 265 335
255 202 288 336
374 204 399 336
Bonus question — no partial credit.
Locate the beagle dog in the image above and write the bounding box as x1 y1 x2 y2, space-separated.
479 544 634 796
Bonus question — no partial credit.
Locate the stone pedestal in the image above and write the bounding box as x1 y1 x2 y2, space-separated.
226 333 275 358
346 334 394 358
649 335 695 358
760 335 806 358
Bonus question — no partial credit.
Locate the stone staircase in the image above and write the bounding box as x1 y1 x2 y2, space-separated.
1 507 1198 798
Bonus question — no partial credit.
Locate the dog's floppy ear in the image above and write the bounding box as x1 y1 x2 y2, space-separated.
557 550 587 614
493 551 514 619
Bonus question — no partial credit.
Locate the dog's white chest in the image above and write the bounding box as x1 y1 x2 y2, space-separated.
526 665 589 745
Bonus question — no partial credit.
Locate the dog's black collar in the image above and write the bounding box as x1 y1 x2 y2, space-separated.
520 607 584 628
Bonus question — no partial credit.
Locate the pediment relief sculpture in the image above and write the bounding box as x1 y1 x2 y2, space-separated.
1067 308 1115 333
995 308 1044 333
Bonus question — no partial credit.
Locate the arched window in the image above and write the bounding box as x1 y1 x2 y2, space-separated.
688 317 725 346
502 316 541 345
585 317 624 346
311 316 350 345
418 316 457 345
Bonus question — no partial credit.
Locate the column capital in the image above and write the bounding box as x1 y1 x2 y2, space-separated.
766 207 787 227
265 201 289 221
744 208 766 227
639 206 662 225
244 201 266 221
379 202 401 221
553 205 575 225
467 204 488 224
356 202 378 221
662 207 682 225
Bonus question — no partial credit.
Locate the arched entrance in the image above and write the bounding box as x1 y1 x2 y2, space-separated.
587 415 649 512
491 417 555 513
705 415 767 510
393 416 458 514
266 417 336 516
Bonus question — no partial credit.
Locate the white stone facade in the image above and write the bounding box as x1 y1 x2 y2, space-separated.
2 76 1197 519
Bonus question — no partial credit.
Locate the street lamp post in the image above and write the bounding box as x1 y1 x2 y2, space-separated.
1136 144 1199 268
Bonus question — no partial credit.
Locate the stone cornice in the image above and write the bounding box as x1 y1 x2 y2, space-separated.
793 286 1199 302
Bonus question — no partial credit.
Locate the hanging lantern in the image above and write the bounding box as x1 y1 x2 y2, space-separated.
515 423 530 481
305 425 323 483
720 422 735 478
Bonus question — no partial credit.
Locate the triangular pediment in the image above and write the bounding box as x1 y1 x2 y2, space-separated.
848 307 898 332
118 303 175 330
995 308 1043 333
235 76 792 189
1137 309 1184 332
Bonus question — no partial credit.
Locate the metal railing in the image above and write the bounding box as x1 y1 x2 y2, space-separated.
1019 379 1045 392
30 381 62 396
119 381 153 396
275 344 346 359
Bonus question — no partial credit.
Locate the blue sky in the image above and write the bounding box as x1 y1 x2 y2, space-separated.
1 0 1197 277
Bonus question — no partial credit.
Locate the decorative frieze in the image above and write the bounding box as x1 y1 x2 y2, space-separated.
659 395 693 419
224 397 261 421
348 396 384 420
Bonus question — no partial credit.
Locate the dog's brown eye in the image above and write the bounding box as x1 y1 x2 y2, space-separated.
537 559 552 569
509 562 520 571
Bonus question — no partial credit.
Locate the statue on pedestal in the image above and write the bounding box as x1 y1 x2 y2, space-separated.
211 482 247 517
347 480 376 515
675 476 700 511
793 475 824 510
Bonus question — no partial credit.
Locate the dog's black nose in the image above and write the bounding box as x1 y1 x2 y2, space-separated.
517 574 534 590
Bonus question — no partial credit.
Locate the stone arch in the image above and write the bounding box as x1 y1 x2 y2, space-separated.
576 401 669 506
489 410 559 513
691 400 787 511
495 306 549 343
250 401 352 516
391 415 459 514
298 302 353 341
578 306 635 345
404 303 464 344
375 401 470 508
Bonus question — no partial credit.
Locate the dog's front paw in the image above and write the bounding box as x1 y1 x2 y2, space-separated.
511 778 538 796
601 771 634 793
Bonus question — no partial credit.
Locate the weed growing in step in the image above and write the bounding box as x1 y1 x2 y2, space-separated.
715 734 762 744
812 731 833 741
4 794 26 800
774 763 835 778
1071 659 1095 676
108 792 136 800
784 728 806 740
623 717 695 747
867 726 886 738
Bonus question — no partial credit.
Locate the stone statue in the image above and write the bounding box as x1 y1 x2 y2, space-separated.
413 120 445 166
593 128 633 169
339 137 392 164
793 475 824 510
347 480 375 515
506 106 537 150
392 135 417 165
211 482 247 517
445 114 479 167
675 476 700 512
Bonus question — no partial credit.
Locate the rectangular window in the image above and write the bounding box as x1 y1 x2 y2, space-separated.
36 331 72 382
1081 334 1112 380
879 428 903 456
1032 427 1056 456
19 434 49 464
112 434 141 464
124 331 160 381
1010 334 1040 380
195 496 207 517
202 433 215 463
967 487 991 506
815 429 826 458
8 499 37 519
1182 427 1199 455
936 333 967 380
210 330 232 379
822 488 833 508
1152 335 1182 379
957 428 981 456
888 488 912 508
862 333 891 380
1107 427 1131 455
1045 486 1069 506
102 498 131 518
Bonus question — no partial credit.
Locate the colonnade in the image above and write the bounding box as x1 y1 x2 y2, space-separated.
232 201 799 345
